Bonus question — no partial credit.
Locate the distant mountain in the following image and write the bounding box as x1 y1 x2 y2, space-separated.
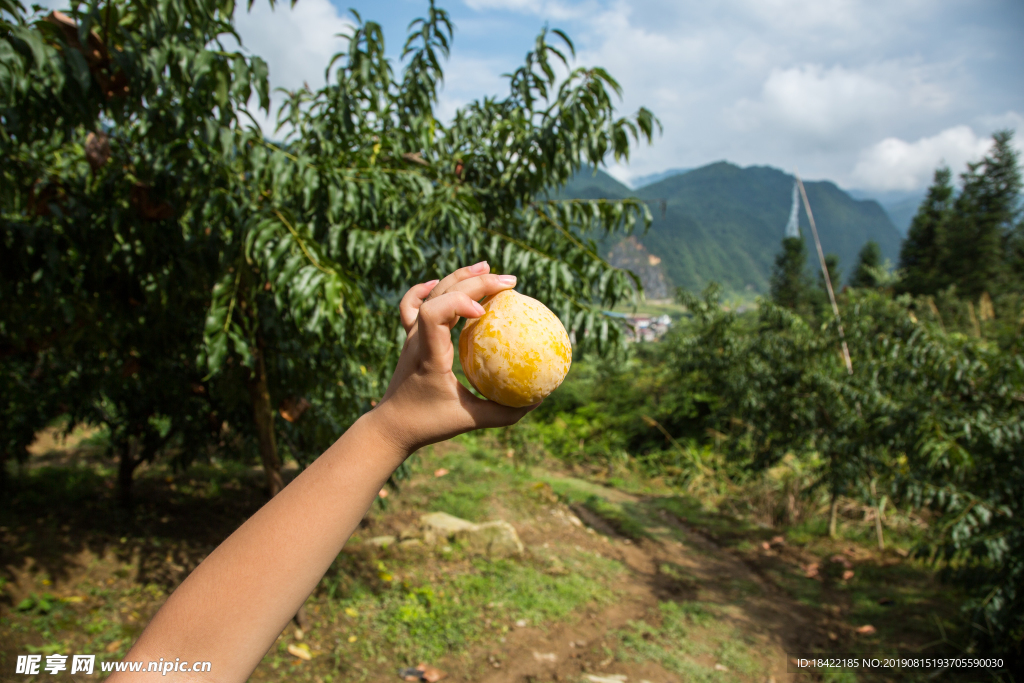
848 188 925 236
630 167 692 188
559 162 904 295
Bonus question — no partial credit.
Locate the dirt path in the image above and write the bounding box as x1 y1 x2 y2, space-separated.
431 485 825 683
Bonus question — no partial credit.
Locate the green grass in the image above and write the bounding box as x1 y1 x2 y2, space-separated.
319 552 621 669
614 601 759 682
580 496 651 540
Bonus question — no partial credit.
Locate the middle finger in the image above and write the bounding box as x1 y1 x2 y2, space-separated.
441 273 517 306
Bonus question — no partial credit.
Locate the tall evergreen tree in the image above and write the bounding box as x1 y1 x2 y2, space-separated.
943 130 1022 297
898 167 954 295
1010 215 1024 288
850 240 883 288
819 253 842 293
770 237 813 314
811 253 842 317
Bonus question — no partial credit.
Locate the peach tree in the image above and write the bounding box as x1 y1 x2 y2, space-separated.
1 0 657 498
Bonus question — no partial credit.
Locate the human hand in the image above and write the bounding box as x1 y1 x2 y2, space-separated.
372 261 539 454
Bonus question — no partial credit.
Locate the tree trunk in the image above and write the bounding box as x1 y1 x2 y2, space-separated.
117 442 142 508
248 347 283 498
828 492 839 539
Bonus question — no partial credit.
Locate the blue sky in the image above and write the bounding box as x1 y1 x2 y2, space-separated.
229 0 1023 194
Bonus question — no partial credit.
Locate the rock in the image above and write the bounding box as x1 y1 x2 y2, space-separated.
420 512 477 535
454 521 524 558
365 535 396 548
418 513 524 559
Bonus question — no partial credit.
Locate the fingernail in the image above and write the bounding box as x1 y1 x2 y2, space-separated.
470 260 488 273
498 274 517 285
470 301 485 316
424 279 439 287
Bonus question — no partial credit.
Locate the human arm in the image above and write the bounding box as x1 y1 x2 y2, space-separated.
111 262 534 682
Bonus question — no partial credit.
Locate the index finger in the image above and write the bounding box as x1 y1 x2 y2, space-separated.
425 261 490 301
398 280 440 333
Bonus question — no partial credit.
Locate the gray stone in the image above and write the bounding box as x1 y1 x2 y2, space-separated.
420 511 477 535
418 512 524 559
455 520 524 558
365 535 396 548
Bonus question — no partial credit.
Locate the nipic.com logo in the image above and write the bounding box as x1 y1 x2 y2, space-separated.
15 654 212 676
16 654 95 675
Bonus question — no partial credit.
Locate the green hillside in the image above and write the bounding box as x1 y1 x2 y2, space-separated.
562 162 903 295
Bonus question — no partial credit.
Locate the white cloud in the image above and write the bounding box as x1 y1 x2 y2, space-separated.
434 55 512 122
464 0 546 12
230 0 354 134
732 64 899 138
850 125 994 191
556 0 983 187
976 111 1024 135
736 0 865 34
462 0 599 21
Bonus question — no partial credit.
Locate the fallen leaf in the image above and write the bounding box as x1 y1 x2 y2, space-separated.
830 554 853 568
714 663 729 671
294 628 304 641
771 535 785 545
105 640 122 653
515 619 528 628
584 675 627 683
348 635 357 643
761 541 771 550
533 652 557 662
434 468 449 478
855 624 877 634
842 570 855 581
378 488 389 498
287 643 312 661
344 607 359 617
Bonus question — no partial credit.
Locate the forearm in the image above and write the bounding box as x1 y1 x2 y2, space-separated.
113 409 408 682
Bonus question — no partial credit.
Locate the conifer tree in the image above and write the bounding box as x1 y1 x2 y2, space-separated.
819 253 841 293
944 130 1022 297
898 167 954 295
811 253 842 317
850 240 882 288
770 237 813 315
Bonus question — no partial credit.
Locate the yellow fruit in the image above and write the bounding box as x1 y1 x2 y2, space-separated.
459 290 572 408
